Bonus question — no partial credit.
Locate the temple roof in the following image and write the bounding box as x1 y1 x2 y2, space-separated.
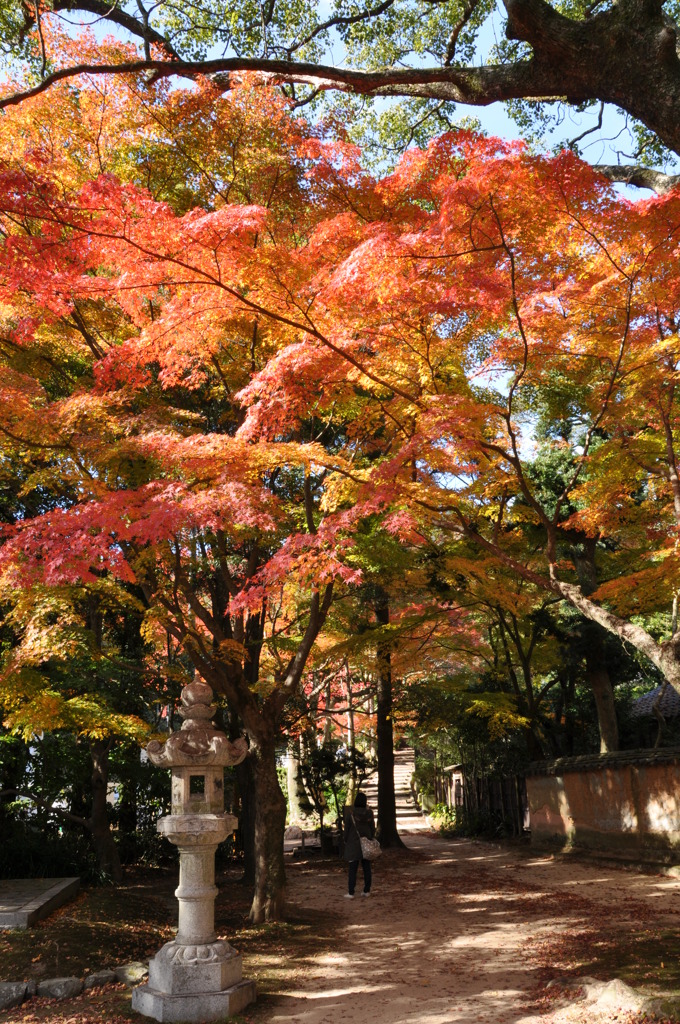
631 684 680 719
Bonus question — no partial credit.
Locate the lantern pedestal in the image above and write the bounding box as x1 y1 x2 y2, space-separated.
134 944 254 1023
133 956 254 1023
132 680 255 1023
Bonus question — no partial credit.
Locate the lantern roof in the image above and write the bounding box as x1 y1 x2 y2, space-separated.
146 678 248 768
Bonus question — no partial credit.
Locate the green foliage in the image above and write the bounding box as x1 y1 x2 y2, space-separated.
403 673 529 748
326 96 483 173
277 761 289 815
428 801 458 834
412 754 435 798
0 0 32 61
0 731 101 879
428 797 516 840
0 814 103 881
108 741 173 866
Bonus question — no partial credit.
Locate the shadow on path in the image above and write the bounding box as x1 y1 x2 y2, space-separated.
242 833 680 1024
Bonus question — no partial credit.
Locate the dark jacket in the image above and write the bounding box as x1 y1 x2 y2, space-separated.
343 804 376 861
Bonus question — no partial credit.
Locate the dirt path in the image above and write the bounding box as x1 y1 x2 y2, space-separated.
247 833 680 1024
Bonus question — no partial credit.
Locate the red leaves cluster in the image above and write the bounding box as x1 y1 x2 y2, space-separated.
0 66 679 637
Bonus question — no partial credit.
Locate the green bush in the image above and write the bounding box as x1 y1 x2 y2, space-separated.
428 801 517 840
0 816 102 881
413 756 435 798
428 802 458 835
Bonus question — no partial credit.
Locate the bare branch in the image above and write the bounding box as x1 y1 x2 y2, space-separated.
275 582 335 705
47 0 181 59
136 0 152 61
303 473 317 535
34 0 47 77
568 99 603 150
0 788 90 828
445 0 482 65
288 0 398 56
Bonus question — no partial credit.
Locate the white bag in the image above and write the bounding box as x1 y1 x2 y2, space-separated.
360 835 382 860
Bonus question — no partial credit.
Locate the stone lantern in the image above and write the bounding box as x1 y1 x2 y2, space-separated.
132 677 256 1023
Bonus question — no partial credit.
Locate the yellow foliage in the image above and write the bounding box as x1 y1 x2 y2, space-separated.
1 682 150 742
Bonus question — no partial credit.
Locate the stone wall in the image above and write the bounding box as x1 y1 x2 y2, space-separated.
525 748 680 866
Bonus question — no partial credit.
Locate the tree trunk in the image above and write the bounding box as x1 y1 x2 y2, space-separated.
286 738 312 822
367 695 376 759
298 731 318 809
89 739 123 883
374 591 405 849
117 745 138 839
584 633 619 753
249 735 287 923
234 754 256 887
346 679 357 804
569 542 619 753
323 676 333 745
225 702 257 885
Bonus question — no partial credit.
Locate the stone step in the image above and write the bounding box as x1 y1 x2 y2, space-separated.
360 748 429 834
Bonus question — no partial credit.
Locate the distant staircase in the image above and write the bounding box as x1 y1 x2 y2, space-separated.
363 747 430 834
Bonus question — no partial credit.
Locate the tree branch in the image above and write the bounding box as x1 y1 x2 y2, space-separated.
0 788 90 828
0 56 565 113
275 582 335 706
568 99 603 150
595 164 680 193
287 0 398 56
445 0 482 65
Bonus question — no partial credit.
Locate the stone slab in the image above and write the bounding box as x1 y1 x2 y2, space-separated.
132 979 256 1022
0 878 80 929
115 962 149 986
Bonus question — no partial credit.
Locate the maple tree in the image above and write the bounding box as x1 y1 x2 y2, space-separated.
229 132 680 705
0 71 373 920
2 0 680 186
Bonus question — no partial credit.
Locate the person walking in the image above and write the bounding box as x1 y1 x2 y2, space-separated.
343 791 375 898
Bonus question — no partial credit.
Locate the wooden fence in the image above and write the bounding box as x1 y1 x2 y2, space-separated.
435 765 529 837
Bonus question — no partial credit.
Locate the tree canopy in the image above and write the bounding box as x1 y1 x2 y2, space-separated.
1 0 680 178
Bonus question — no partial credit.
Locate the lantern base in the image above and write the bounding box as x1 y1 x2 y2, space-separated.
132 940 255 1022
132 978 255 1023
